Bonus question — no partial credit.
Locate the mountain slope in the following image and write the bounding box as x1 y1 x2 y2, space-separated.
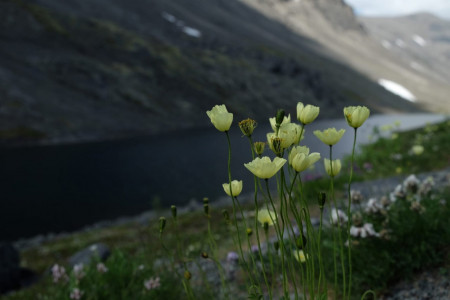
243 1 450 112
0 0 423 145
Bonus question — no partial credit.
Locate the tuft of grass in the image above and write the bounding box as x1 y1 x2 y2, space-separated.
349 119 450 179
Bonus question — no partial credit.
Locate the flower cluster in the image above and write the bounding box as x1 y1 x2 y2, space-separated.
204 102 371 299
70 288 83 300
144 277 161 291
349 223 379 238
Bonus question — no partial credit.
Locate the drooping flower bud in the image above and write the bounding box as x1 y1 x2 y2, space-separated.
171 205 177 219
159 217 166 234
239 119 257 137
201 252 209 259
203 197 209 204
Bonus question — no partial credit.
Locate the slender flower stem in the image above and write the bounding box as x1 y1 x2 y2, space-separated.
330 145 346 300
317 206 326 297
286 172 307 300
247 136 272 299
279 170 300 299
225 131 257 289
206 215 229 299
347 128 358 299
265 179 289 299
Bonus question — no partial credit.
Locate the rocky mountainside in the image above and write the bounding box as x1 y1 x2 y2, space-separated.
0 0 439 145
360 13 450 109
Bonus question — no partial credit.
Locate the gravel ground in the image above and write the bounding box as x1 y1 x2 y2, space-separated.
380 269 450 300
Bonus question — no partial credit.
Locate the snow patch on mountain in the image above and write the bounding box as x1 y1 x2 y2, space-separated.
182 27 202 38
378 79 416 102
412 35 426 47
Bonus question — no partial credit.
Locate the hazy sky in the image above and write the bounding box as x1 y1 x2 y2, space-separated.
345 0 450 20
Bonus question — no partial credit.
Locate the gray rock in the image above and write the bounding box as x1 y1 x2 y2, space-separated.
68 243 110 267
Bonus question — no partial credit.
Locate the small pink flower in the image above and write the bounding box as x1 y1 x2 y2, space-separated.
144 277 160 290
51 264 68 283
96 263 108 273
226 251 239 263
73 263 85 280
70 288 83 300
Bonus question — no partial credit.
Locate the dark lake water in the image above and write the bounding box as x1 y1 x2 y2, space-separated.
0 113 445 241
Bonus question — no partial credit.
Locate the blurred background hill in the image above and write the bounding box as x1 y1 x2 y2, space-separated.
0 0 449 145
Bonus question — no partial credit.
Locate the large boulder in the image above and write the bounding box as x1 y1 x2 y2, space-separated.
68 243 111 267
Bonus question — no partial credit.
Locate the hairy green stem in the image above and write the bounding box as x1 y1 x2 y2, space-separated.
347 128 358 299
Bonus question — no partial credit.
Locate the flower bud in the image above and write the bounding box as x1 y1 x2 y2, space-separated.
246 228 253 236
222 180 243 197
206 105 233 132
201 252 209 259
254 142 266 156
222 209 230 224
159 217 166 233
273 241 280 252
239 119 257 137
204 204 210 216
318 192 326 208
203 197 209 204
297 102 320 125
184 270 192 280
296 234 307 249
171 205 177 219
275 109 285 127
324 158 342 177
344 106 370 128
263 222 269 233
